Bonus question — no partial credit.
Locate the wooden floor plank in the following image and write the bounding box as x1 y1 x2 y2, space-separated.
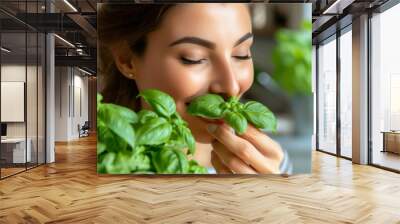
0 135 399 223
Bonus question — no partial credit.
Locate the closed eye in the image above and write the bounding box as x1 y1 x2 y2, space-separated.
233 55 252 60
180 57 206 65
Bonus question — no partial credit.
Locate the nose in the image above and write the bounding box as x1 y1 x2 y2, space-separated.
209 57 240 99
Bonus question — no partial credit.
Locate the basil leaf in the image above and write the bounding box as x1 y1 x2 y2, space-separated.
227 96 239 104
97 142 106 155
102 152 125 174
139 89 176 118
100 103 138 124
153 148 189 174
172 112 187 126
187 94 224 118
98 104 136 149
97 93 103 112
104 152 132 174
223 111 247 134
243 101 277 131
188 160 208 174
137 110 158 124
136 117 172 145
129 149 152 172
97 121 128 152
177 125 196 155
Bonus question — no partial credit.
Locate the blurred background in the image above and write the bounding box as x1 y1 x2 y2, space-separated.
244 4 312 173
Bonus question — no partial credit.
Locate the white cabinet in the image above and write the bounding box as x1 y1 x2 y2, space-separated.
1 138 32 163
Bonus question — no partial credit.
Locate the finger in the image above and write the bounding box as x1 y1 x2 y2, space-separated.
207 123 243 152
212 141 257 174
239 124 284 161
210 151 232 174
209 124 279 174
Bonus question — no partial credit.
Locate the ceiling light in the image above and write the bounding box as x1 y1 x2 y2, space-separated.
63 0 78 12
77 67 93 76
54 34 75 48
1 47 11 53
323 0 354 15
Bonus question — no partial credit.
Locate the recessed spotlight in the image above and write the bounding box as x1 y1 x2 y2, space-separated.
1 47 11 53
54 34 75 48
63 0 78 12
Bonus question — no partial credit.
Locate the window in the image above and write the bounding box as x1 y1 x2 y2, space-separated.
339 28 352 158
317 36 337 154
370 2 400 171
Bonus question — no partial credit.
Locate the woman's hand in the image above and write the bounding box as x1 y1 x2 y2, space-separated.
208 123 284 174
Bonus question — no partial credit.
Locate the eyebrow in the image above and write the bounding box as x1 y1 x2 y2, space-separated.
168 32 253 49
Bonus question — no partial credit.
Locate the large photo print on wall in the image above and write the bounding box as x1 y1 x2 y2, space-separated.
97 3 313 175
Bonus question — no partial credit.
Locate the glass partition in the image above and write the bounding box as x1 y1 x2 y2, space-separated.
317 36 337 154
0 1 46 179
1 30 28 177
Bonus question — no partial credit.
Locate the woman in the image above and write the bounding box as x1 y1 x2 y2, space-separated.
98 3 292 174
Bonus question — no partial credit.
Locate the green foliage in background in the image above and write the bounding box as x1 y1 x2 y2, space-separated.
272 21 312 95
187 94 277 134
97 89 207 174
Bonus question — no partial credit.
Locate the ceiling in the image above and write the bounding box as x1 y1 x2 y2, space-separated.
0 0 394 74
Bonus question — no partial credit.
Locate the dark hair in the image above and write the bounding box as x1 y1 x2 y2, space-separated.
98 4 175 110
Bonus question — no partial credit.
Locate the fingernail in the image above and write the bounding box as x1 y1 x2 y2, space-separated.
207 124 217 133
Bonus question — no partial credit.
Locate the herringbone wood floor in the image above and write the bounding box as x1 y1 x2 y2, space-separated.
0 135 400 224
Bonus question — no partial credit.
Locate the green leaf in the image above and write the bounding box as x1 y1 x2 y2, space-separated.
177 125 196 155
272 21 312 95
138 89 176 118
98 104 136 149
97 121 128 153
242 101 277 131
129 147 152 172
152 148 189 174
188 160 208 174
97 142 106 155
227 96 239 105
97 93 103 108
223 111 247 134
187 94 224 118
136 117 172 145
106 152 132 174
137 110 158 124
100 103 138 124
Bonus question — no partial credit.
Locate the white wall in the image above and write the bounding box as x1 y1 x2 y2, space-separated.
54 67 89 141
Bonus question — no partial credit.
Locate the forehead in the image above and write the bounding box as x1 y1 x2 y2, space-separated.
151 3 252 44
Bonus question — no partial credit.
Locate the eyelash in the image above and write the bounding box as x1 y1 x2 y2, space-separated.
233 55 252 60
180 57 205 65
180 55 252 65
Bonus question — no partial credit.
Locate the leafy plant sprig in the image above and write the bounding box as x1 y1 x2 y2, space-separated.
187 94 277 134
97 89 207 174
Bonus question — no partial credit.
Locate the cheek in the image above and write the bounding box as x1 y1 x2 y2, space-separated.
237 61 254 94
135 57 207 99
135 59 214 142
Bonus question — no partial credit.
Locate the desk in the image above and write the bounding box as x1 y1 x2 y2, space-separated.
1 138 31 163
381 131 400 154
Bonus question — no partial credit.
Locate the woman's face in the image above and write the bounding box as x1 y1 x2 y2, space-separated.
131 3 254 143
